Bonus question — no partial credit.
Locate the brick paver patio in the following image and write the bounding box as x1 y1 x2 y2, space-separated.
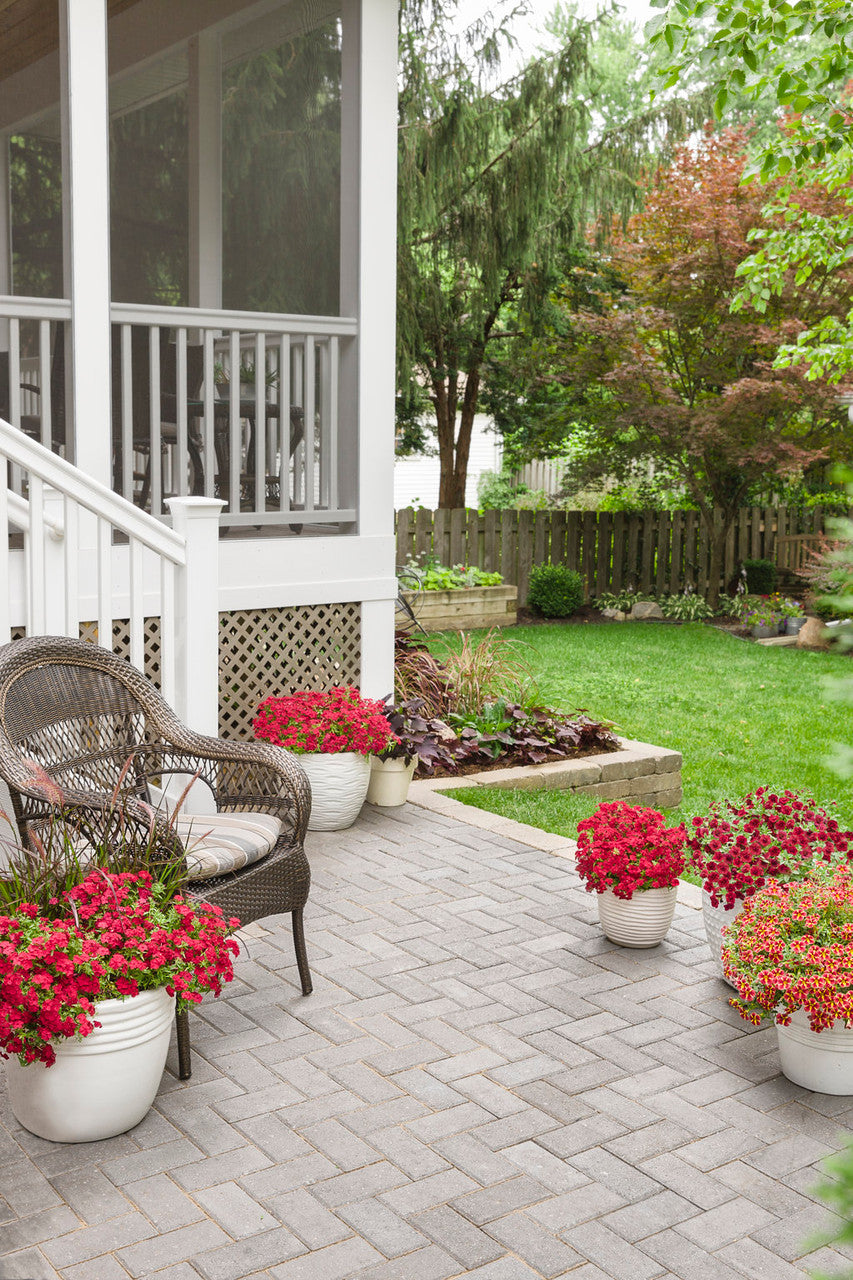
1 798 852 1279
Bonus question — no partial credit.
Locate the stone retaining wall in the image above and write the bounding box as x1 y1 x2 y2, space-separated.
413 736 682 808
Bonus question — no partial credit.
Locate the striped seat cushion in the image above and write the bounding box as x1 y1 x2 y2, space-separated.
174 811 282 881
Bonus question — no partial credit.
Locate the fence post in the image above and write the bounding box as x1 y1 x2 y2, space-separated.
166 497 224 735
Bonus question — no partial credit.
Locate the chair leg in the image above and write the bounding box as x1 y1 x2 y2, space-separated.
292 907 313 996
176 1007 192 1080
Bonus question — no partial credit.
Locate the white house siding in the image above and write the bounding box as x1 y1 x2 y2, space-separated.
394 413 502 510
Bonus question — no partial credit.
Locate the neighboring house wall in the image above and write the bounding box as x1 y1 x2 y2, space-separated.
394 414 502 510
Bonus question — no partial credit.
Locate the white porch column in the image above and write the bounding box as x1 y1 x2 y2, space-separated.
188 32 222 310
59 0 112 486
356 0 398 697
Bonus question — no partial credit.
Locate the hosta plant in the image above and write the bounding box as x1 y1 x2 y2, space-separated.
723 863 853 1033
688 788 853 911
659 593 713 621
575 802 687 900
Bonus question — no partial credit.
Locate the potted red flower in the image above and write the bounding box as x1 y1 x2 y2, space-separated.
575 802 687 947
254 687 396 830
723 863 853 1094
688 788 853 980
0 868 238 1142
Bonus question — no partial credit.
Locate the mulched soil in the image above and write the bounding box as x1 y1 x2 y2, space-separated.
415 739 618 781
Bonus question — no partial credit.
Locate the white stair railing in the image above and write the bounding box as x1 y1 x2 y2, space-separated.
1 418 223 734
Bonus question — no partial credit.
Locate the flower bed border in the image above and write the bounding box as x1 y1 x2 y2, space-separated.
402 584 517 632
410 736 682 808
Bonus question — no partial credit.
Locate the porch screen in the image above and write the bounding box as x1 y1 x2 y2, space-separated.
222 0 342 318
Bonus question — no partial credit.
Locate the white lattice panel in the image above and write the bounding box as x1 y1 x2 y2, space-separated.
219 603 361 739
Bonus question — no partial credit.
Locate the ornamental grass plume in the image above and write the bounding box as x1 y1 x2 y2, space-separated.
575 801 687 900
688 788 853 911
253 686 395 756
723 863 853 1033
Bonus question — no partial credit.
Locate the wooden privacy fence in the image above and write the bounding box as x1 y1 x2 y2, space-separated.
396 506 849 605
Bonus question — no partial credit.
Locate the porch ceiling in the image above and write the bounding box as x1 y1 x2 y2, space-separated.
0 0 143 83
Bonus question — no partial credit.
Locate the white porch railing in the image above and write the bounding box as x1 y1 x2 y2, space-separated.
0 295 357 528
1 418 222 734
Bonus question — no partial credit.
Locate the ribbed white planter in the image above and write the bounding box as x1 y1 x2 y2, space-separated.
366 756 417 807
776 1010 853 1095
5 987 174 1143
299 751 371 830
702 890 745 985
597 886 678 948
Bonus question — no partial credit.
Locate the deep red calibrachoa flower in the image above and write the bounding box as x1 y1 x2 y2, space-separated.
0 870 239 1067
253 686 396 756
575 802 687 900
723 863 853 1032
688 788 853 910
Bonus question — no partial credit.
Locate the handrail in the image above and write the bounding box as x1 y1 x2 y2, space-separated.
6 489 64 538
110 300 357 337
0 417 185 564
0 295 72 320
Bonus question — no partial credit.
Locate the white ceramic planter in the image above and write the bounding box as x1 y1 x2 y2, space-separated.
776 1010 853 1094
299 751 371 830
5 987 174 1143
702 890 745 985
597 886 678 948
366 756 417 807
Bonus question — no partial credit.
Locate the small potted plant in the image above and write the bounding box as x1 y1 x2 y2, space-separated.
366 698 447 807
744 600 781 638
575 801 687 947
688 788 853 981
0 836 238 1143
254 687 396 830
780 597 806 635
723 863 853 1094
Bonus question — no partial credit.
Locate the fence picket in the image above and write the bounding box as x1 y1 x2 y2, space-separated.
449 508 466 565
669 511 683 594
484 509 499 572
596 512 612 596
517 510 535 603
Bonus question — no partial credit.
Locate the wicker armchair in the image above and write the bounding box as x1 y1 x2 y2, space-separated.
0 635 312 1080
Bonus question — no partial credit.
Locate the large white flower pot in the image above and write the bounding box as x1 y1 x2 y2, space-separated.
702 890 745 985
5 987 174 1143
366 756 417 807
776 1010 853 1095
299 751 371 831
597 886 678 948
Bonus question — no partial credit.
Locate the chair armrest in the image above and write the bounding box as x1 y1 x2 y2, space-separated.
149 729 311 844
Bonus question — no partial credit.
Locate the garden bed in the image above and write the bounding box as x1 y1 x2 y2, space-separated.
414 736 682 809
402 584 517 631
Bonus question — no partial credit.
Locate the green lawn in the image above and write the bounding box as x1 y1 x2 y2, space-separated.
443 622 853 837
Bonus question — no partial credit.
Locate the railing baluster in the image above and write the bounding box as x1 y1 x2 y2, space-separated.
64 496 79 638
149 326 162 515
278 335 291 515
175 327 188 497
254 331 265 516
121 324 133 501
160 558 176 707
203 329 215 499
27 475 45 634
39 320 51 449
328 336 339 514
128 536 145 670
229 329 240 514
97 517 112 648
292 341 304 507
8 317 22 495
303 336 315 513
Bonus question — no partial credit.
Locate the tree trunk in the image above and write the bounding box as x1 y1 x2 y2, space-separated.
436 368 481 509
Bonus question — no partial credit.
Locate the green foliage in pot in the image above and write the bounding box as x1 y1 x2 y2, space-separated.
527 564 584 617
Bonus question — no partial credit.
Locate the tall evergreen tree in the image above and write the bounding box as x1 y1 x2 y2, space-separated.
397 2 707 508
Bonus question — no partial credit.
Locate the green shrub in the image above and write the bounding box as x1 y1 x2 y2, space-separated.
742 558 777 594
527 564 584 617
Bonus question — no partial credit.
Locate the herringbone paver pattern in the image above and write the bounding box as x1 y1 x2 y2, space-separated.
2 803 852 1279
